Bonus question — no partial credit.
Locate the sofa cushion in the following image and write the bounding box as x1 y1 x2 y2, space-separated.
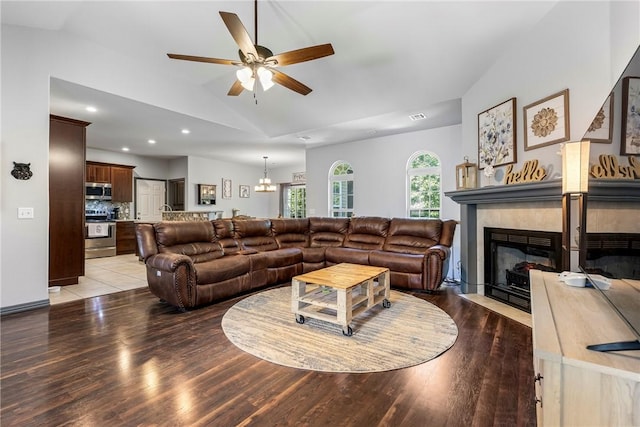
343 216 389 250
233 219 279 252
369 250 423 274
301 247 326 263
212 219 240 254
261 247 303 268
309 217 349 247
195 255 251 284
325 247 371 265
155 221 223 262
383 218 443 254
272 218 310 248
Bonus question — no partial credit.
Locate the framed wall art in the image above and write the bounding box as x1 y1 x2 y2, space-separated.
477 97 517 169
239 185 250 198
523 89 570 151
222 178 232 199
583 92 613 143
197 184 216 205
621 76 640 155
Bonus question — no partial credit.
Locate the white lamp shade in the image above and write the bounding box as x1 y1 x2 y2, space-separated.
236 66 255 91
257 67 274 91
236 67 253 83
562 140 590 194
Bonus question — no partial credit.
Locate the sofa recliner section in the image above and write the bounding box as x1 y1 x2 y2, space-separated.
136 216 456 310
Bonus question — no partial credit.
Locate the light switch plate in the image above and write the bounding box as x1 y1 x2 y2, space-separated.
18 207 34 219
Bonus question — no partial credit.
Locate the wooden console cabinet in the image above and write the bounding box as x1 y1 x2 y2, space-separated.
530 270 640 426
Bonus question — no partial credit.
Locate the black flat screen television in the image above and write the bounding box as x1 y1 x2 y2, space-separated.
580 267 640 352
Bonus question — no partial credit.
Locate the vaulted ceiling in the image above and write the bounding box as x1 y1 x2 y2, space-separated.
1 1 558 167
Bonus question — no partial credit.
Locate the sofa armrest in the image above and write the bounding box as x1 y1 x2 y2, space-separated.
145 253 196 311
424 244 451 260
423 245 452 291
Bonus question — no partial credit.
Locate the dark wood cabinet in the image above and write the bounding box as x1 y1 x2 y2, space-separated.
49 115 90 286
111 166 134 202
116 221 137 255
86 163 111 183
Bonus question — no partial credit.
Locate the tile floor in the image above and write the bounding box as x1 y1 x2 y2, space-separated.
48 255 532 327
48 254 148 305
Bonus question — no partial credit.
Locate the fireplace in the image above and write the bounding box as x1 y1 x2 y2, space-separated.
584 233 640 279
484 227 562 312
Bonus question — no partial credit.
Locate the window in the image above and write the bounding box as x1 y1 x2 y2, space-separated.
281 184 307 218
407 152 441 218
329 161 354 217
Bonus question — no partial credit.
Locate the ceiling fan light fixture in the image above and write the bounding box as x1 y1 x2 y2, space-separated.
257 66 274 91
236 66 253 83
240 77 255 91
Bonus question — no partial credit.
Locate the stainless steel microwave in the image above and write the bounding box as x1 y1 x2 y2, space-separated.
85 182 112 200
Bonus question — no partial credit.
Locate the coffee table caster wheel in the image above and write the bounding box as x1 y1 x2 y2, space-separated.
295 314 305 324
382 299 391 308
342 326 353 337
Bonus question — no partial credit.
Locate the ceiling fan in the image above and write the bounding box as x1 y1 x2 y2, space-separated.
167 1 334 96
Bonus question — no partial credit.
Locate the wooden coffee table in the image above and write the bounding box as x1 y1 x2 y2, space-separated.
291 263 391 336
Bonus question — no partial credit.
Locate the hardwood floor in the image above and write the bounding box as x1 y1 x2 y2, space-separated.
1 285 536 426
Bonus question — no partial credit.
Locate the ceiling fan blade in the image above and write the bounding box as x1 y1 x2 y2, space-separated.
267 44 334 67
219 11 259 60
167 53 240 66
227 80 244 96
271 69 312 96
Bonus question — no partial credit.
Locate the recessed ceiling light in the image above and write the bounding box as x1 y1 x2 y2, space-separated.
148 139 156 144
181 129 190 134
85 106 97 113
409 113 426 121
122 147 130 152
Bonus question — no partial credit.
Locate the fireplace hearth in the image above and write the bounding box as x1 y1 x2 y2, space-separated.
484 227 562 312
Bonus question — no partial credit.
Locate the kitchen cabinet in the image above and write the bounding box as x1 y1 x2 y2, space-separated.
111 165 134 202
50 115 90 286
85 161 134 202
86 162 111 183
116 221 136 255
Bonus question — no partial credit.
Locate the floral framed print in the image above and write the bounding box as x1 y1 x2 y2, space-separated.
222 178 232 199
239 185 250 198
583 92 613 143
523 89 570 151
477 97 517 170
621 76 640 155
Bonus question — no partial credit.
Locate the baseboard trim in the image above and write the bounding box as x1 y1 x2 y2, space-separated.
1 299 50 316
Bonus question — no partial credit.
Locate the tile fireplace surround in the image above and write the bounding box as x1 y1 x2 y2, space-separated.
445 179 640 295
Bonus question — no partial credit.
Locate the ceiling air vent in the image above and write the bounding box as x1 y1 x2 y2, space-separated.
409 113 426 121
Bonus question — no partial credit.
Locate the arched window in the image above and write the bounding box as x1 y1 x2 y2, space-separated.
407 151 441 218
329 161 354 217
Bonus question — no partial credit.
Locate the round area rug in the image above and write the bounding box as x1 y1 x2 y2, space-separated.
221 287 458 373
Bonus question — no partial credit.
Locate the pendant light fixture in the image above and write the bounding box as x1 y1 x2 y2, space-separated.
255 156 276 192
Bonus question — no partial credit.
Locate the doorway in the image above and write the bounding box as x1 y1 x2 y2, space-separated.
135 178 166 222
167 178 185 211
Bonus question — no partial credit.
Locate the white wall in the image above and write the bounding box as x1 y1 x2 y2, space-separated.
461 1 640 184
306 125 461 220
187 156 284 219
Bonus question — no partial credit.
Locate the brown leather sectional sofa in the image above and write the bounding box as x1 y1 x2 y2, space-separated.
136 216 456 311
